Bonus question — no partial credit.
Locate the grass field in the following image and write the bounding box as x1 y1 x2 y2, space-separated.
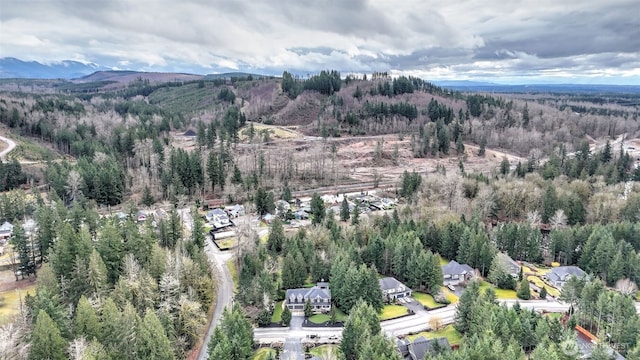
309 345 340 358
240 123 299 142
379 304 409 321
0 285 36 325
308 308 347 324
527 276 560 298
226 259 239 291
478 281 518 299
413 292 446 309
439 287 459 304
271 301 284 323
214 237 237 250
407 324 463 346
438 255 449 266
253 347 276 360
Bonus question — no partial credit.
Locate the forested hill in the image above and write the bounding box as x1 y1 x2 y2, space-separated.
0 70 639 209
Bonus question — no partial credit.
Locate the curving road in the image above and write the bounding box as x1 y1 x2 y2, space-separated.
180 208 236 360
0 135 17 161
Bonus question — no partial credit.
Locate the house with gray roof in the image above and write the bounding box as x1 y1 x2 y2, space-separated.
496 252 521 278
442 260 475 286
545 266 587 289
396 336 451 360
206 208 232 230
285 282 331 314
378 277 412 301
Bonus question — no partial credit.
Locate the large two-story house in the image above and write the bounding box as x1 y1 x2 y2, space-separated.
378 277 412 301
285 282 331 313
397 336 451 360
441 260 474 286
206 208 233 230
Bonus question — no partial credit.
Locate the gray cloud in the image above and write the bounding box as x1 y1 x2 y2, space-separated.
1 0 638 83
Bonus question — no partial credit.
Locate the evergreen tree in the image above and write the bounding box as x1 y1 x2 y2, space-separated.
73 295 101 340
267 217 285 253
30 310 67 360
341 300 381 360
310 192 325 225
351 205 360 225
281 306 292 326
478 136 487 156
517 278 531 300
454 280 481 333
191 208 206 250
137 309 175 360
539 286 548 300
142 185 155 207
541 185 558 224
340 196 350 222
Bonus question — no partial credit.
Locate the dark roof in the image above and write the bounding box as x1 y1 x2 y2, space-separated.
441 260 474 277
407 336 451 360
183 129 196 137
378 277 409 292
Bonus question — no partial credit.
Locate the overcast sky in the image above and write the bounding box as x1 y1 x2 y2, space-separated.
1 0 639 84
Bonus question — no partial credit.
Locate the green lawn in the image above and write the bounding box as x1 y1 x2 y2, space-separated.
413 292 446 309
438 255 449 266
636 291 640 300
260 234 268 244
527 276 560 298
379 304 409 321
308 308 347 324
478 281 518 299
309 345 340 358
271 301 284 323
439 287 459 304
226 259 239 291
253 347 276 360
407 325 463 346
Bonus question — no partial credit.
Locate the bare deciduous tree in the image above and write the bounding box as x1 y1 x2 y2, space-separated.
615 278 638 296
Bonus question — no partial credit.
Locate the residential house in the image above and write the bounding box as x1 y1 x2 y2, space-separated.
226 204 245 218
545 266 587 289
379 277 412 301
397 336 451 360
496 252 521 278
182 129 196 138
206 208 232 230
441 260 475 286
262 213 275 224
285 282 331 313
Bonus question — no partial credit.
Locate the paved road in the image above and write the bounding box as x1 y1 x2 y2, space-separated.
282 316 305 360
179 209 235 360
255 299 640 343
0 135 17 161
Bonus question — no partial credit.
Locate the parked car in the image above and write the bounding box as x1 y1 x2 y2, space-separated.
328 335 338 340
447 285 456 291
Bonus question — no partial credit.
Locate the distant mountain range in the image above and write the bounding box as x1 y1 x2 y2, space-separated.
2 58 639 94
0 57 111 79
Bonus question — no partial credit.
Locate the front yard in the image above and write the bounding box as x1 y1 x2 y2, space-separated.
0 285 35 325
407 324 463 346
379 304 409 321
308 308 347 324
413 292 446 309
271 301 284 323
439 287 459 304
214 237 237 250
478 281 518 299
